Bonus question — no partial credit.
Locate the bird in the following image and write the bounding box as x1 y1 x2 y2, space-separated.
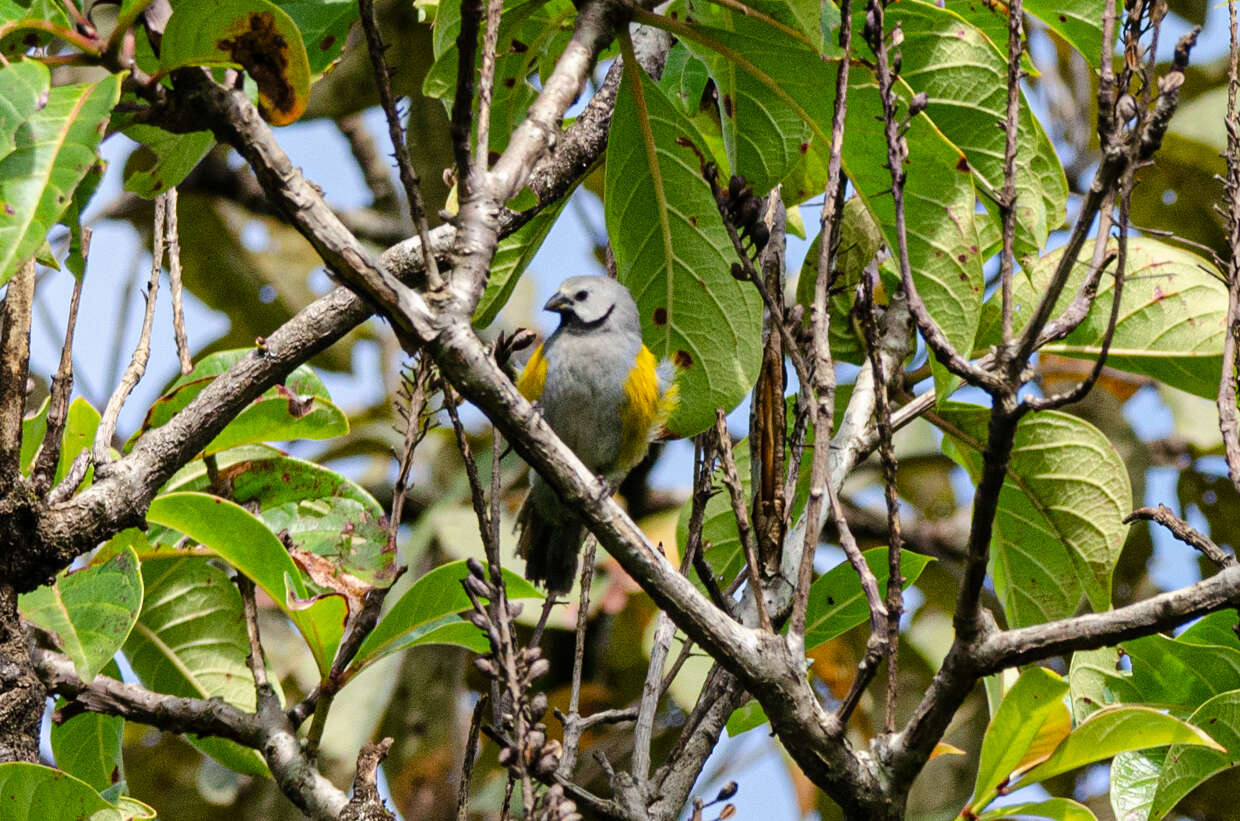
514 276 677 593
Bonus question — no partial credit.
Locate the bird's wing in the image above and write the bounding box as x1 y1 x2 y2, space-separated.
516 343 548 401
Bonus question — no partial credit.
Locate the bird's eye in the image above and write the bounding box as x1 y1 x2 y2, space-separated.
574 290 588 301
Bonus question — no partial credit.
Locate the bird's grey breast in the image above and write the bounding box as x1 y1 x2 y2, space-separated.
539 328 638 473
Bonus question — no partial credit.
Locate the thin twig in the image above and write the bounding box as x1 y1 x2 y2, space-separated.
165 187 192 375
789 0 852 644
358 0 444 291
31 244 86 495
451 0 483 188
997 0 1025 346
558 536 597 775
1220 0 1240 491
857 276 904 733
714 410 771 632
474 0 505 170
456 695 488 821
1125 505 1236 569
92 192 166 470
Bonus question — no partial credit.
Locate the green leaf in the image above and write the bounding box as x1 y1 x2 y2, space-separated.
349 560 542 674
842 71 983 396
886 1 1067 258
1018 705 1224 785
473 196 568 328
1123 632 1240 710
263 496 396 588
937 403 1131 626
1110 749 1163 821
978 798 1099 821
160 0 310 125
18 545 142 681
205 390 348 453
794 198 886 365
122 557 267 776
132 350 346 454
50 660 124 792
270 0 356 78
978 237 1228 399
1069 646 1142 722
163 446 383 516
121 124 214 199
803 548 933 651
0 66 122 284
679 10 815 195
19 395 47 474
725 698 770 736
1147 690 1240 819
606 58 763 437
970 667 1070 813
0 2 73 57
0 763 122 821
424 0 576 155
54 396 100 488
146 491 347 674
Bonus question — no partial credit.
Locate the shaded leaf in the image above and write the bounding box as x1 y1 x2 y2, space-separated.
803 548 932 651
937 403 1131 626
122 557 267 776
121 124 214 199
49 660 124 791
18 545 142 681
0 763 120 820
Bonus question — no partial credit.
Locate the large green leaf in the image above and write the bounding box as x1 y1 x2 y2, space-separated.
18 545 142 681
271 0 356 78
49 660 124 792
1146 690 1240 819
971 667 1071 812
163 445 380 510
978 798 1099 821
1018 705 1223 785
803 548 933 651
1123 632 1240 710
937 403 1131 626
677 7 817 195
122 557 267 777
349 559 542 675
146 491 347 674
886 1 1067 259
160 0 310 125
978 237 1228 398
842 71 983 396
0 64 121 284
605 59 763 436
263 496 396 588
131 349 346 454
0 763 122 821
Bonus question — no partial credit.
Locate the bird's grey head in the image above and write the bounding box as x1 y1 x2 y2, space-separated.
544 276 640 335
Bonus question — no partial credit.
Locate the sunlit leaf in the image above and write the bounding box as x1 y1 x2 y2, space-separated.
160 0 310 125
0 64 122 284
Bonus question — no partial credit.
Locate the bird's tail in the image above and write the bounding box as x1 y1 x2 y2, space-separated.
516 486 584 594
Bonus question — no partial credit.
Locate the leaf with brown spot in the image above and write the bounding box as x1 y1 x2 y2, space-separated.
159 0 311 125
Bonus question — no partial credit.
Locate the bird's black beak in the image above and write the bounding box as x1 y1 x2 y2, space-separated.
544 293 572 313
